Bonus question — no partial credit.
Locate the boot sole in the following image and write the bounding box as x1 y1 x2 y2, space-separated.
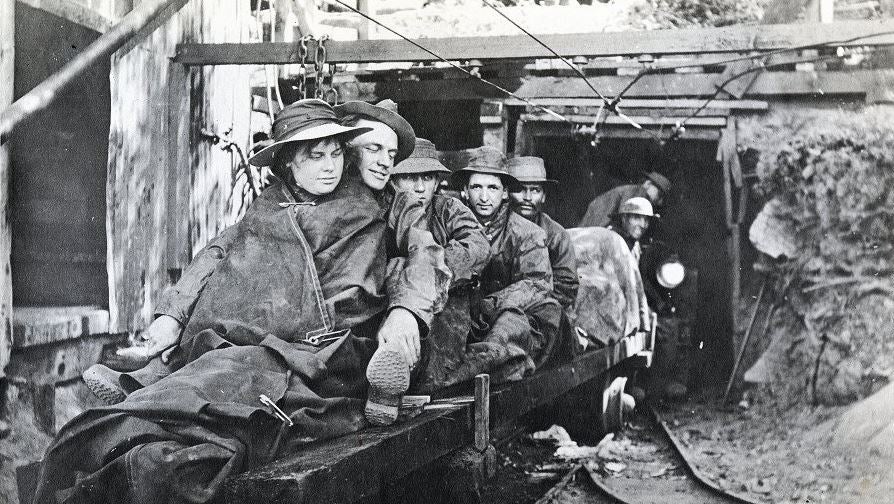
83 366 128 405
365 348 410 426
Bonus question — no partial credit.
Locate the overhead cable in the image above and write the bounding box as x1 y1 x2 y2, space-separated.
481 0 645 130
332 0 574 124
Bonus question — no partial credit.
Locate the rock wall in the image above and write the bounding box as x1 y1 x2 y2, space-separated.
740 106 894 406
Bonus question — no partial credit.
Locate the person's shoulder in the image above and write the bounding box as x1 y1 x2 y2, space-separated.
433 193 474 215
508 212 547 241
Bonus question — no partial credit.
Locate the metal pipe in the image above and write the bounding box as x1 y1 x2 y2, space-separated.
0 0 183 145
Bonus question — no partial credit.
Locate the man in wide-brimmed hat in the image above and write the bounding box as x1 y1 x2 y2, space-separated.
507 156 578 312
335 99 415 197
449 146 561 380
389 138 492 392
579 170 672 228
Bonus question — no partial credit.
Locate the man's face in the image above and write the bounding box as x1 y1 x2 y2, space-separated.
390 172 440 207
464 173 506 219
348 119 399 191
288 138 344 195
620 213 650 240
509 182 546 219
643 180 665 206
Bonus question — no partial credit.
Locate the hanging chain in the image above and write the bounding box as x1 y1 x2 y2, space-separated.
297 35 312 100
313 35 330 100
324 62 339 105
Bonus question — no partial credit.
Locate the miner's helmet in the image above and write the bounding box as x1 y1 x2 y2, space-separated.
617 197 660 218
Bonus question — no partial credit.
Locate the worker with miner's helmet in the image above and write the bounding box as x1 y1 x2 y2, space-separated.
607 196 658 262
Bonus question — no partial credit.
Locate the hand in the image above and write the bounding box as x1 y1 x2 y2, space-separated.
376 308 421 369
118 315 184 364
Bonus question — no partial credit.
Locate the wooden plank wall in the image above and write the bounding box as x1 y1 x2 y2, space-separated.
106 0 253 333
0 0 14 376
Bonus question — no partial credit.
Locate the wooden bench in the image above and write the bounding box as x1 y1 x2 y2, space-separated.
225 330 653 504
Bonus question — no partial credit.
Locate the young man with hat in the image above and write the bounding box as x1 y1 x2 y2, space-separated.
388 138 492 391
507 156 579 312
579 171 672 228
55 99 451 504
451 146 562 379
335 99 415 199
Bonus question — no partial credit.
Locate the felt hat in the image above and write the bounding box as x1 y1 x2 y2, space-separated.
644 171 672 194
248 99 371 167
507 156 557 184
392 138 451 175
618 197 660 218
334 99 416 163
451 146 518 186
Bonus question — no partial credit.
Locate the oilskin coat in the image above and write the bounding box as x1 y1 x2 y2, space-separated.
472 205 561 380
404 194 492 392
535 212 579 310
34 177 449 504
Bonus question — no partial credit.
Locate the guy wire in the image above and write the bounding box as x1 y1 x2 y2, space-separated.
332 0 574 124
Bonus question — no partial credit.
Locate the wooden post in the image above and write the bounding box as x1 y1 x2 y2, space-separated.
0 0 14 380
357 0 371 40
473 374 490 452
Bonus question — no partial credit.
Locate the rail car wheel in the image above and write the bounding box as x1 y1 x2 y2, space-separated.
598 376 628 434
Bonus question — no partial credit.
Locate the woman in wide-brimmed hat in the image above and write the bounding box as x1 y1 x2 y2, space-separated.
45 99 449 504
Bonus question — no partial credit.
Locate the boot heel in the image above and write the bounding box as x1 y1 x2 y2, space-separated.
365 347 410 426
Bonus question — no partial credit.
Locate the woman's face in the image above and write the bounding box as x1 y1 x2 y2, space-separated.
287 138 344 195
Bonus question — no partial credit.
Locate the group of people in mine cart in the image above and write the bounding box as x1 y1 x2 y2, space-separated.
34 98 675 504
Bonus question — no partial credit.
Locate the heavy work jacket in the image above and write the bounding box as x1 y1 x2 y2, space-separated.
156 179 449 334
478 204 553 316
535 211 579 310
579 184 647 228
35 177 450 504
414 194 490 287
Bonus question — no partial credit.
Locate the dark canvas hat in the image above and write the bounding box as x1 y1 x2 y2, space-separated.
334 99 416 163
507 156 557 184
451 146 518 186
645 171 672 193
392 138 450 175
248 99 371 167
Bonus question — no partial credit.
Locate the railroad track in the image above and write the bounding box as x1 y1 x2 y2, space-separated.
534 406 764 504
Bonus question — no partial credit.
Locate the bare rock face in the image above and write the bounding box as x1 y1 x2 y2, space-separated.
740 107 894 407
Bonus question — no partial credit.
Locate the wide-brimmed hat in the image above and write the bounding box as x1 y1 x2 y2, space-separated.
334 99 416 163
644 171 672 194
617 197 660 218
451 146 518 186
392 138 451 176
507 156 557 185
248 99 371 167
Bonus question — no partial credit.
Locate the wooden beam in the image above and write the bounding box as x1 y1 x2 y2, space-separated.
0 0 188 145
175 20 894 65
345 70 878 102
0 0 12 379
515 71 880 98
17 0 113 33
504 98 769 110
521 113 729 127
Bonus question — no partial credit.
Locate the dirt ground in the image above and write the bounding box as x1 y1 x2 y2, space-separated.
660 397 893 504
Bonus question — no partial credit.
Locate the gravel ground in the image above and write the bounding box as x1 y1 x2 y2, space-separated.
660 398 893 504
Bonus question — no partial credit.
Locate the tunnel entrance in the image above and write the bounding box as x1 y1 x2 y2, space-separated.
529 134 736 388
